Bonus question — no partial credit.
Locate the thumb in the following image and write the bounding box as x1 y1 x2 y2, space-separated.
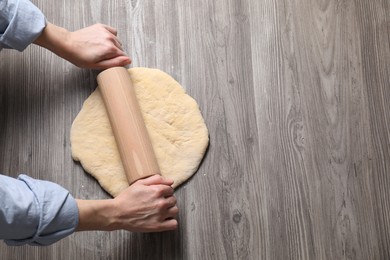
136 174 174 186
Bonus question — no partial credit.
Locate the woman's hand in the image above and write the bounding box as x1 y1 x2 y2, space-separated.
76 175 179 232
34 23 131 69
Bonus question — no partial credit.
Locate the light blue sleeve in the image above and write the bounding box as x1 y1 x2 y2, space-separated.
0 174 79 246
0 0 46 51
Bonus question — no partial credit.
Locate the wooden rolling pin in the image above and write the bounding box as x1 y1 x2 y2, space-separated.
97 67 160 184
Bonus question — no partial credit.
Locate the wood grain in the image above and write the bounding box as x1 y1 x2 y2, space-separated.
0 0 389 259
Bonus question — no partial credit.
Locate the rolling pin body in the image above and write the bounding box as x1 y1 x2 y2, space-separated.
97 67 160 184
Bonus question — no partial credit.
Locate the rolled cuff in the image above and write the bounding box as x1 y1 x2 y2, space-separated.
0 0 46 51
4 175 79 246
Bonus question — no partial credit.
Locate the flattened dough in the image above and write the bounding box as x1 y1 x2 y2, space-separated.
71 68 209 197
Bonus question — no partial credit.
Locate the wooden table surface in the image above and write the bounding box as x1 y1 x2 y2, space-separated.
0 0 389 259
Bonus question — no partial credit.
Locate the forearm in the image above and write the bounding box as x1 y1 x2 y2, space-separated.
33 22 71 60
76 199 118 232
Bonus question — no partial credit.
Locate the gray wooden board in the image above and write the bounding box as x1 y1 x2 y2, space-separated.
0 0 389 259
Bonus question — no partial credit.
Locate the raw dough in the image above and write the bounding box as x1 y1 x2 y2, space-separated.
70 68 209 197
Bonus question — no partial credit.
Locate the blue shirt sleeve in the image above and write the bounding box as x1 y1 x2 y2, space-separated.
0 174 79 246
0 0 46 51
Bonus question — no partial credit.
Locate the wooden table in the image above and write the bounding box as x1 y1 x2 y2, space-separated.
0 0 389 259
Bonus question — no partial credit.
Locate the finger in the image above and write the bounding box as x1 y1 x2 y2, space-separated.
103 32 123 50
101 46 127 60
162 186 174 198
95 56 131 69
137 175 174 186
158 219 178 231
150 184 174 198
113 38 123 50
101 24 118 35
165 205 179 219
103 29 123 50
160 206 179 221
157 195 177 209
164 196 177 208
